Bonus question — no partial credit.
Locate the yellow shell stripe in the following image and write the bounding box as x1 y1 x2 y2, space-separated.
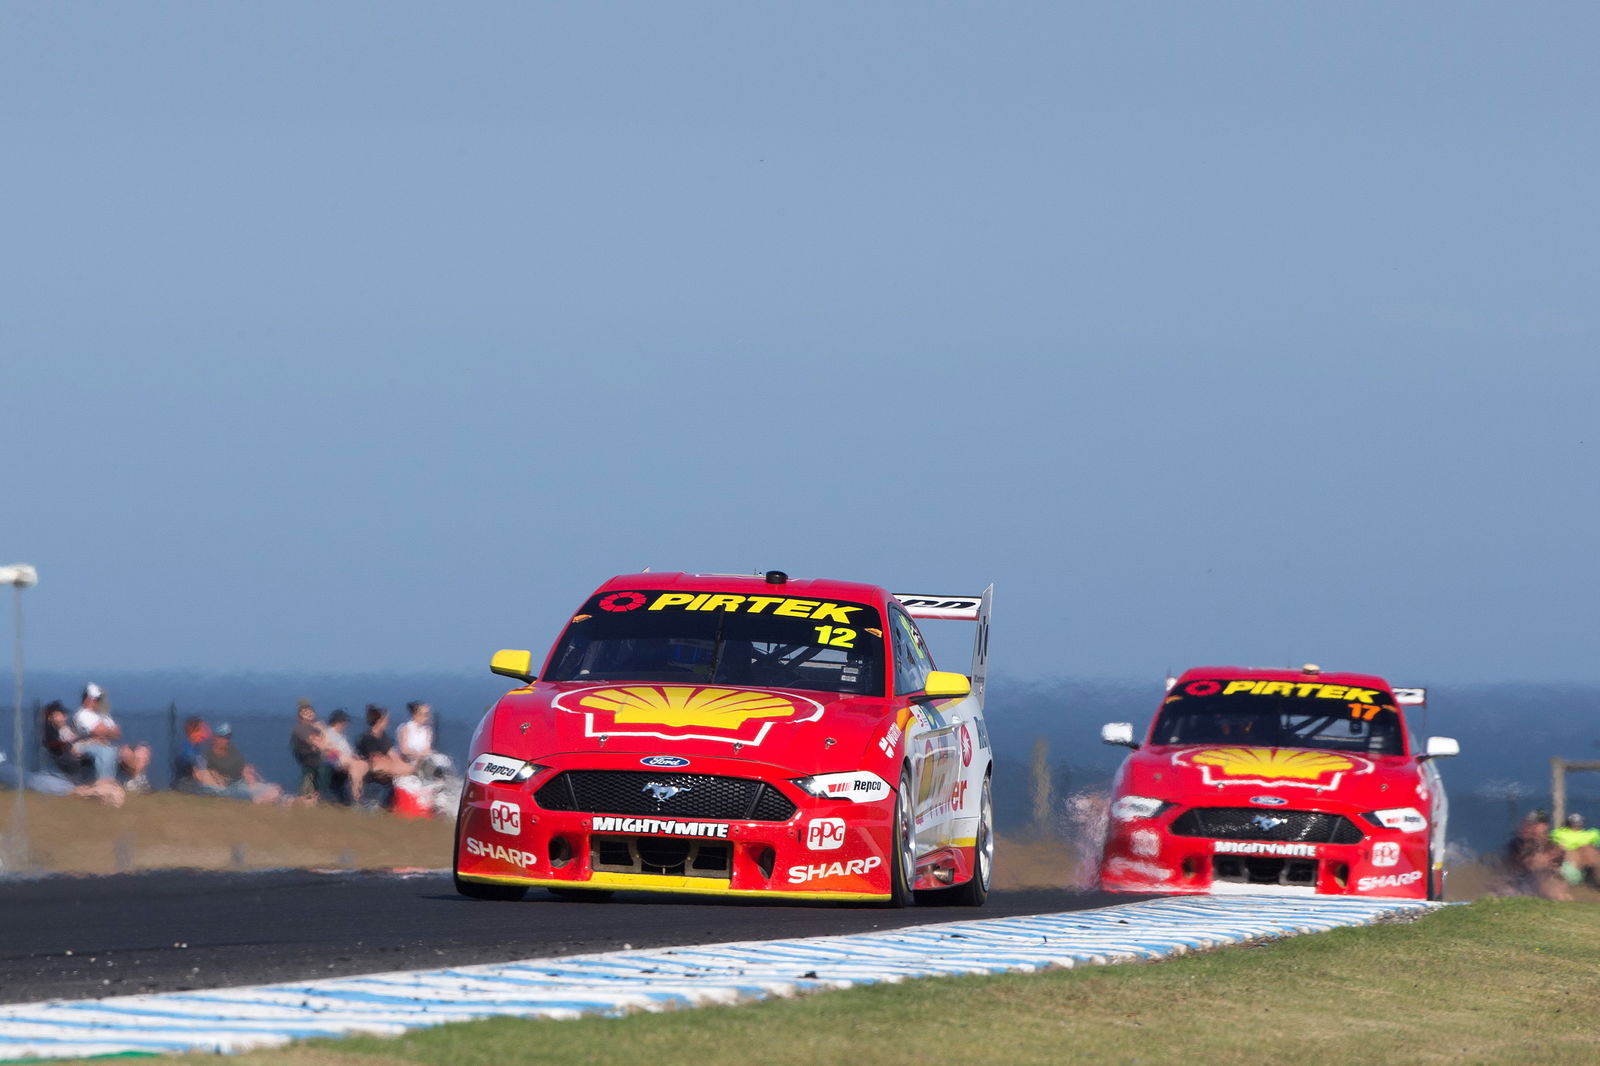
458 871 886 902
580 686 799 729
1190 747 1356 780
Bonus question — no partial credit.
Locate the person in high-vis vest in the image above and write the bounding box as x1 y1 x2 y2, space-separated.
1552 812 1600 887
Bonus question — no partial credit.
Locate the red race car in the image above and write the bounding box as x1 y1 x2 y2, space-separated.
1099 665 1459 900
454 571 994 905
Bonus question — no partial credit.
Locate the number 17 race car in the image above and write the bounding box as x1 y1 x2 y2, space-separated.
454 571 994 906
1099 665 1460 900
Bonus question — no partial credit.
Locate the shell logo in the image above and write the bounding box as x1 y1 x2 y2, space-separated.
1177 746 1373 791
553 685 824 746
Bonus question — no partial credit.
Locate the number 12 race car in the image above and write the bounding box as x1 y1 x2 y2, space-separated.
455 571 994 906
1099 665 1460 900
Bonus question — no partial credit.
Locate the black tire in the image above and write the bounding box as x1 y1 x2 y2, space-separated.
916 772 992 907
886 764 916 907
547 887 615 901
452 834 529 901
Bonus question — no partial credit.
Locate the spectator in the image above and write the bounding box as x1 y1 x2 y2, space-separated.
319 708 368 804
73 683 152 793
173 716 215 788
41 701 90 782
397 700 451 779
204 723 283 804
289 700 331 799
1552 812 1600 888
1506 809 1568 900
355 705 410 805
15 703 122 806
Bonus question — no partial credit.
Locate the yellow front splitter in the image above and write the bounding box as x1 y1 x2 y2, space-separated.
459 870 889 902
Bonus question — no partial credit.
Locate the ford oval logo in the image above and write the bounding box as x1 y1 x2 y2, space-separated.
640 755 690 768
1250 795 1288 806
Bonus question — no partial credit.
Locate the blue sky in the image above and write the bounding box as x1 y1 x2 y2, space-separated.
3 3 1596 682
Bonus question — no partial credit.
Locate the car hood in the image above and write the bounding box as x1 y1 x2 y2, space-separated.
476 680 893 776
1117 743 1430 811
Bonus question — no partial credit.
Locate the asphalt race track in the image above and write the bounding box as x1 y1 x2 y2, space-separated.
0 870 1135 1005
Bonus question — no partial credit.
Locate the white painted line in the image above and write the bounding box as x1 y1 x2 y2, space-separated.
0 895 1436 1060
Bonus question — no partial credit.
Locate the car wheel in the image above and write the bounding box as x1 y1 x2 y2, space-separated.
452 834 528 902
917 772 992 907
887 764 916 907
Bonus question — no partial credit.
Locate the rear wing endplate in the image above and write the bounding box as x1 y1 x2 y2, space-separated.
893 587 992 710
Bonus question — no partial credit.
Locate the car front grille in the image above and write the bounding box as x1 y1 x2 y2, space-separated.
1169 807 1365 844
1212 856 1319 886
534 770 797 822
590 835 731 879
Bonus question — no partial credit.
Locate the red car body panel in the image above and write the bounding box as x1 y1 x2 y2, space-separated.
1099 666 1449 900
455 573 993 902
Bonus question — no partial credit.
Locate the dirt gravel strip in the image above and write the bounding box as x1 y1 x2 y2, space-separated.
0 895 1438 1061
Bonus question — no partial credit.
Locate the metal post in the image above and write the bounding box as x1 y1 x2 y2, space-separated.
11 584 22 818
1552 757 1567 829
5 581 26 869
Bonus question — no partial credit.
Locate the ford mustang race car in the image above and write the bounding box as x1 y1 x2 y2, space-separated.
1098 665 1459 900
454 571 994 905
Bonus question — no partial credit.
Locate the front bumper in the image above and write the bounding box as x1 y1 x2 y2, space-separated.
455 753 897 900
1099 807 1428 899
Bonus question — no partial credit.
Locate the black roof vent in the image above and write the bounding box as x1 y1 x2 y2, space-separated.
764 570 788 585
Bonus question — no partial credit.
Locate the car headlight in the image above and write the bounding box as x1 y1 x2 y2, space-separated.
792 771 891 803
1110 795 1173 821
1362 807 1428 832
466 753 543 786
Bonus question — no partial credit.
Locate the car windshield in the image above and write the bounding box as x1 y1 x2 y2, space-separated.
543 590 886 696
1152 678 1405 756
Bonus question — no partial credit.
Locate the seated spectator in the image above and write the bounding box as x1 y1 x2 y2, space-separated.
397 700 452 779
289 700 332 800
319 708 368 804
41 701 90 782
202 723 283 804
3 745 123 808
1506 809 1568 900
73 683 152 793
1552 812 1600 888
173 716 212 786
355 705 410 806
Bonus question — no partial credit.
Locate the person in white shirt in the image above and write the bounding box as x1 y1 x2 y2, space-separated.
73 683 152 792
397 701 433 762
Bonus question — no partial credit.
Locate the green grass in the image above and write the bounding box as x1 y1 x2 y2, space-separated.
110 900 1600 1065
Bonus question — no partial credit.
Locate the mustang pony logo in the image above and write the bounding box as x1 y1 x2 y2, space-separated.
1176 746 1373 791
553 685 824 746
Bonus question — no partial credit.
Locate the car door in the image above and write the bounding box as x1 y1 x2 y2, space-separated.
891 607 962 853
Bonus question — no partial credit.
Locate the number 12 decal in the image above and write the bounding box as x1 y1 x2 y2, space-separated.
814 625 857 648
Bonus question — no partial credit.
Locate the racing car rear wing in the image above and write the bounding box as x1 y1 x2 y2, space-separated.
894 587 992 710
892 594 983 620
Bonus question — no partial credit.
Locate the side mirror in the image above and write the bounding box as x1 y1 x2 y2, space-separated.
491 649 536 683
1421 736 1459 760
916 671 971 702
1101 722 1138 748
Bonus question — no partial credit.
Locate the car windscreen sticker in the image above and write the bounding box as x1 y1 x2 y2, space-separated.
552 684 825 746
636 592 864 623
1182 678 1389 705
1175 746 1374 791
